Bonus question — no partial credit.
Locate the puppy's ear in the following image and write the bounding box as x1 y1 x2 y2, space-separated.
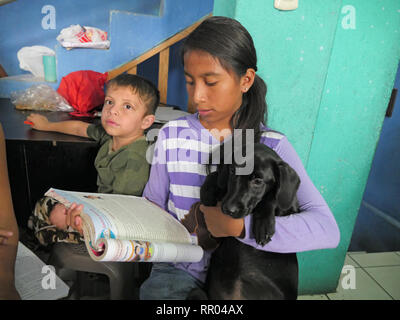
275 162 300 211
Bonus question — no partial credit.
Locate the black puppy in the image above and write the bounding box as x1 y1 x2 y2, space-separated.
192 142 301 300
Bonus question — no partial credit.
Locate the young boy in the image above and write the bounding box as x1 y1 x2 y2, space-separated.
26 74 159 246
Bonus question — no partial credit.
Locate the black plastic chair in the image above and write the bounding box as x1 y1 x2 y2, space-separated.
48 242 140 299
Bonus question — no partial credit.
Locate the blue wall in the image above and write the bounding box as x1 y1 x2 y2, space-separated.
0 0 213 110
350 61 400 252
0 0 161 76
364 61 400 219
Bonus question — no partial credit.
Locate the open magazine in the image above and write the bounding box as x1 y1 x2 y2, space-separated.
44 188 204 263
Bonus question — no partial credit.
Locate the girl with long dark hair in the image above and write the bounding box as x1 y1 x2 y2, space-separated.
139 16 340 299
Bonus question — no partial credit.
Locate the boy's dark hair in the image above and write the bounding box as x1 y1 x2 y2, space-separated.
106 73 160 115
181 16 267 143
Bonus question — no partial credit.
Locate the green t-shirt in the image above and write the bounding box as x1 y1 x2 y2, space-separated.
87 124 150 196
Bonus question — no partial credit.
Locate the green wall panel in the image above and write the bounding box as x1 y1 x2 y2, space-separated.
214 0 400 294
213 0 236 18
304 0 400 293
228 0 342 164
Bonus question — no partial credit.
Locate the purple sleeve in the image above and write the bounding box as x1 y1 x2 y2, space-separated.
142 130 170 211
239 136 340 253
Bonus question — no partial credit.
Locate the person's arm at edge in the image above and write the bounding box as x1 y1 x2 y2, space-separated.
0 123 20 299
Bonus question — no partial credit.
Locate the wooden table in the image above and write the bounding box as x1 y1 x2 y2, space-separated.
0 98 98 226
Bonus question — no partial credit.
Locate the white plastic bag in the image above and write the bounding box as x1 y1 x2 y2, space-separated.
17 46 55 77
56 25 110 49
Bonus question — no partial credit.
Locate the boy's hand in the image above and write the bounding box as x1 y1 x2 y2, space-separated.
26 114 51 131
0 283 21 300
66 203 84 236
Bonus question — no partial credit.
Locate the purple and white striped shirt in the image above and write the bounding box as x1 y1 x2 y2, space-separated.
143 113 340 283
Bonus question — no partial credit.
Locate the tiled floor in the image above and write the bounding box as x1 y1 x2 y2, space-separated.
298 251 400 300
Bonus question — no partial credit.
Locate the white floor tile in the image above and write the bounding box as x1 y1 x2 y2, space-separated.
348 252 400 268
364 266 400 300
344 255 361 268
327 267 392 300
297 294 329 300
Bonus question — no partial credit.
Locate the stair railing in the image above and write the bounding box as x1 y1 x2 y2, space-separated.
107 14 211 112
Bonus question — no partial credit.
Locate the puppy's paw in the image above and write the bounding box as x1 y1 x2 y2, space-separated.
257 234 272 246
253 216 275 246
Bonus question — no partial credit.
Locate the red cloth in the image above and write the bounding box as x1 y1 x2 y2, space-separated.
57 70 108 117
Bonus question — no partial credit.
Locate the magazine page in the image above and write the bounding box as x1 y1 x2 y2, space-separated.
45 188 196 246
87 238 203 263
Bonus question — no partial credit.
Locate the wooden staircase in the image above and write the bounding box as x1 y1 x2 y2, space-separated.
0 0 213 110
107 14 210 108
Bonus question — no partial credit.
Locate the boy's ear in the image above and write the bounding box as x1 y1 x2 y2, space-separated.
240 68 256 93
141 114 155 130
